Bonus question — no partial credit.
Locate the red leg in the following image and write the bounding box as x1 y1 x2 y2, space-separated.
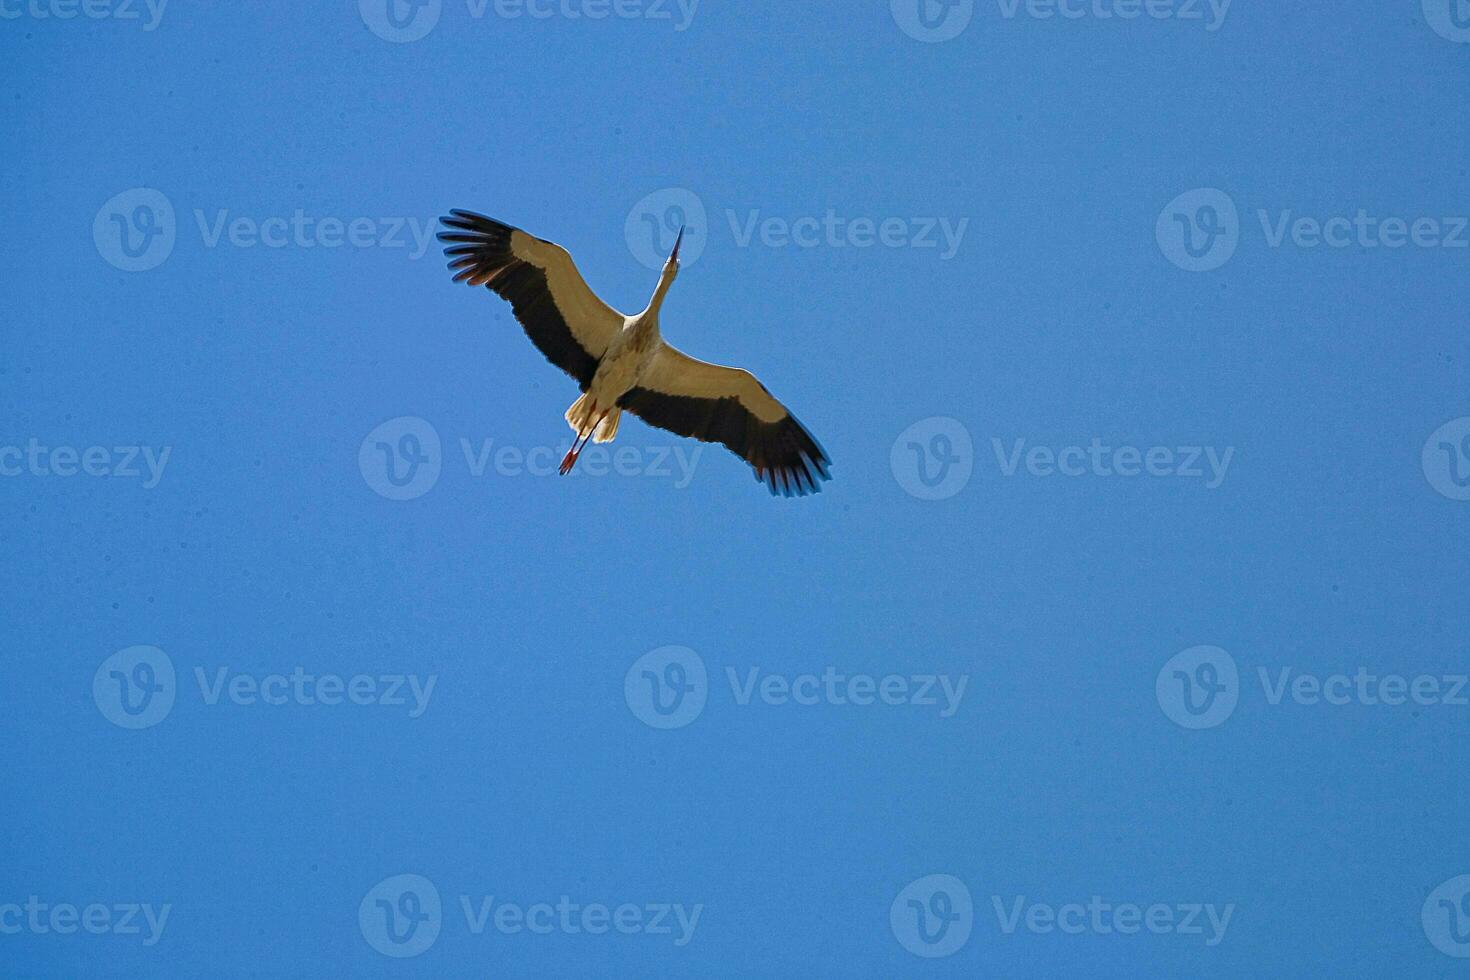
558 414 609 476
559 428 593 475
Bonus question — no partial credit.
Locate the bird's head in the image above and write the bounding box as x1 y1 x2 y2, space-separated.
662 226 685 279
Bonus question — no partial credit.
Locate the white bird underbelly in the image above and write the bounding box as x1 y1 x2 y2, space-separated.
564 321 656 444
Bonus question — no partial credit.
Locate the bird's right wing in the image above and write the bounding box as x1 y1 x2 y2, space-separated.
619 343 832 497
438 210 624 390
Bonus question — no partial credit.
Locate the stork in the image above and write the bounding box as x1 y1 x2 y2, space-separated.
437 210 832 496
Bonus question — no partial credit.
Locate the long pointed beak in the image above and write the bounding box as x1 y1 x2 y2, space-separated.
670 226 685 262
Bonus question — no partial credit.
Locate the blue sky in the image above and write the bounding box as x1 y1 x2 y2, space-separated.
5 1 1470 976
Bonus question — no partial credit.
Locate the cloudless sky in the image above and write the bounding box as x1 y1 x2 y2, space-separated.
5 1 1470 976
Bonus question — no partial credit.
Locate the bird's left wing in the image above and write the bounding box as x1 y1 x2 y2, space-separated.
619 343 832 497
439 210 623 390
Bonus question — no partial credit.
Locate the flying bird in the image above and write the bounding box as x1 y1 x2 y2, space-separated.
437 210 832 496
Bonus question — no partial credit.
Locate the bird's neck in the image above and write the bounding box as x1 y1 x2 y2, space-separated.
640 271 675 320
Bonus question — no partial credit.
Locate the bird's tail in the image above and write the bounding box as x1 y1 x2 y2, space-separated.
565 393 622 444
593 409 621 444
565 393 598 437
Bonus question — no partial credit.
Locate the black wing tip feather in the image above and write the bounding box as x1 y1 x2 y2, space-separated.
757 416 832 499
438 209 508 234
437 210 516 284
